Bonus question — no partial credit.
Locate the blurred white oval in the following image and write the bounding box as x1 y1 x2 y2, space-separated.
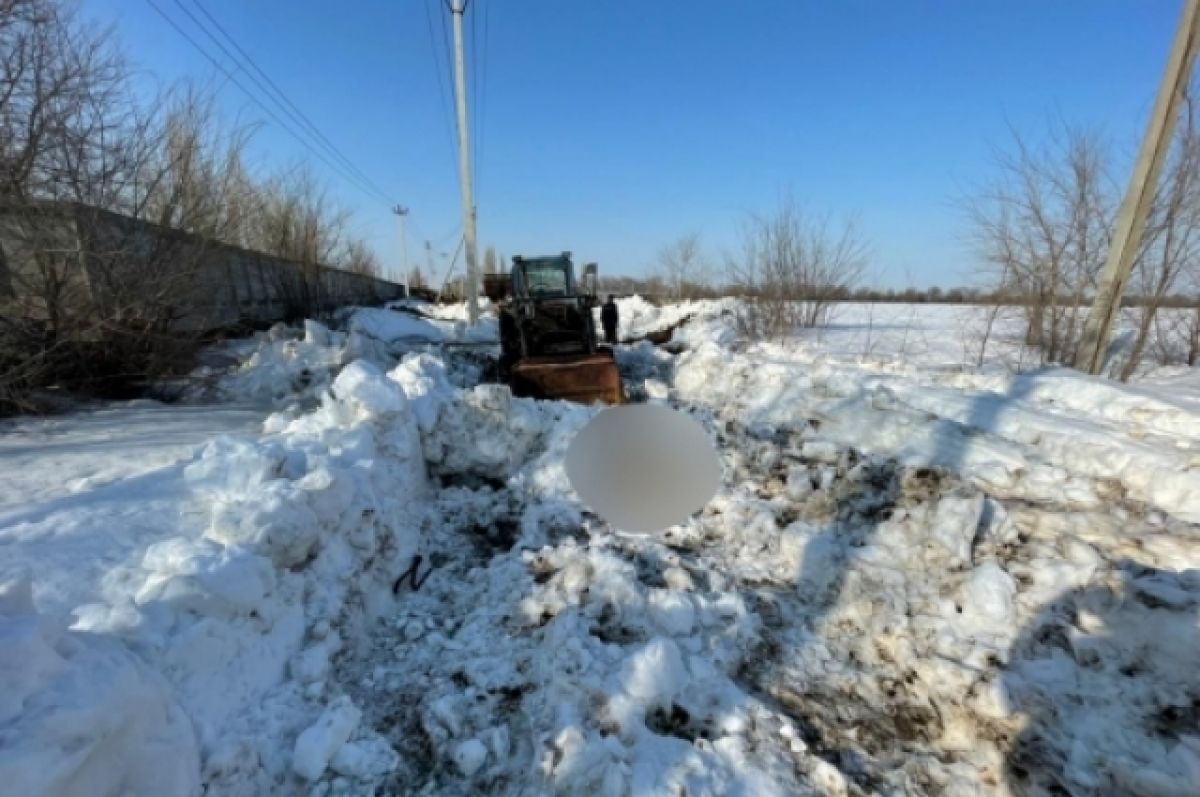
566 404 721 533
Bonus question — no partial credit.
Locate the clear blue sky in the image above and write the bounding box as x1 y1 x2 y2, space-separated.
83 0 1179 287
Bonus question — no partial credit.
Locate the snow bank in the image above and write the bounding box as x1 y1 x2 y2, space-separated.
592 295 735 344
203 320 364 406
673 336 1200 522
49 357 431 790
346 307 447 343
204 307 499 409
0 577 200 797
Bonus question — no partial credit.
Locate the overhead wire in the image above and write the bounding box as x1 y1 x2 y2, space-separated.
470 0 479 198
477 0 490 202
423 0 460 183
144 0 395 207
168 0 394 205
186 0 397 205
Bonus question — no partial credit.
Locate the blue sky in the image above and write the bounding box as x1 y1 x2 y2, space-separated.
83 0 1178 287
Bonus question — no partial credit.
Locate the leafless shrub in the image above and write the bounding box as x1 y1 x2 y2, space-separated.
726 197 867 338
967 123 1115 366
969 114 1200 377
656 232 713 300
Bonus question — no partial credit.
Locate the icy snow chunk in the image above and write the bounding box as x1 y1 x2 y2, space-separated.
808 759 849 796
291 632 343 684
424 384 550 479
452 738 488 777
0 579 200 797
785 466 815 500
780 524 840 593
331 360 407 417
960 561 1016 627
348 307 446 344
388 352 454 431
135 537 275 618
207 482 322 568
292 696 361 781
930 494 984 568
297 467 356 529
304 319 332 347
330 736 399 781
184 436 283 495
662 566 695 592
801 439 841 464
608 638 690 734
621 637 687 705
647 589 696 636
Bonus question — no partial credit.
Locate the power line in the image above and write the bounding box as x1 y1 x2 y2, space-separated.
424 0 459 182
187 0 397 205
470 0 480 197
167 0 394 205
144 0 394 207
470 0 484 202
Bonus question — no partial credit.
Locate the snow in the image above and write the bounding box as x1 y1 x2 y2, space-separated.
0 576 200 797
593 295 718 342
291 696 361 781
0 401 264 617
2 300 1199 795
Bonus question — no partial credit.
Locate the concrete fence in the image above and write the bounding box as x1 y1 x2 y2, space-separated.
0 200 405 334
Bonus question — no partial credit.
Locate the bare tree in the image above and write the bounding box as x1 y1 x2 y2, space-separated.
408 264 426 289
0 2 385 412
967 124 1115 365
656 232 711 299
343 239 380 277
726 196 867 337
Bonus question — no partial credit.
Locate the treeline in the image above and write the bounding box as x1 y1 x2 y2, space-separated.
1 0 381 412
597 278 1200 308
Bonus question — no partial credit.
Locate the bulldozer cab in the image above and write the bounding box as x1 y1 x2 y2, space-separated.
511 253 596 300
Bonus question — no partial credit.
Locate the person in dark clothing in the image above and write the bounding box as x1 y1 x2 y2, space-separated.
601 295 619 345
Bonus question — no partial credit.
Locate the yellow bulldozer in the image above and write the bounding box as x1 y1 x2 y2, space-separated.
485 252 624 405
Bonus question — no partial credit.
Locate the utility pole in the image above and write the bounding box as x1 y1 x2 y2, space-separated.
448 0 480 324
425 240 435 290
392 205 409 296
1075 0 1200 374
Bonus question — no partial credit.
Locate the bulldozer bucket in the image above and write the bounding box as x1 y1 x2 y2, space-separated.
510 352 625 405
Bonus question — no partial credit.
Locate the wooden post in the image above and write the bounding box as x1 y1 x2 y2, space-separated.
1075 0 1200 374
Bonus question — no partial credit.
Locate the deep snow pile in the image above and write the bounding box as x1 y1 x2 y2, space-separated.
666 319 1200 795
193 320 392 407
4 299 1200 796
594 295 734 343
3 353 432 794
350 305 499 345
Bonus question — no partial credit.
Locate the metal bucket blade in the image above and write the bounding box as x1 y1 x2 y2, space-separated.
511 353 624 404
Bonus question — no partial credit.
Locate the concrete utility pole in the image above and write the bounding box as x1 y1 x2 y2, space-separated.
392 205 409 296
1075 0 1200 374
448 0 480 324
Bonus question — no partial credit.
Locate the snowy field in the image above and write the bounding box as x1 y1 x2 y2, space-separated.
2 299 1199 796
